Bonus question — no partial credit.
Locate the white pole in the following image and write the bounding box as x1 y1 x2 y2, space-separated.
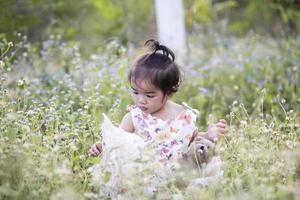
154 0 187 64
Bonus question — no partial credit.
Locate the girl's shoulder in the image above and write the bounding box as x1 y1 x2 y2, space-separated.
169 101 199 118
169 101 185 114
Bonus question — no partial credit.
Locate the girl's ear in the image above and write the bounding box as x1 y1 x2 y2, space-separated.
162 93 169 103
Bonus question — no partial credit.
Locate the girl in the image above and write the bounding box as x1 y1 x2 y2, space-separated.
89 39 227 164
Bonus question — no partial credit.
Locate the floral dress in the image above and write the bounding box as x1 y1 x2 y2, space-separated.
130 103 199 164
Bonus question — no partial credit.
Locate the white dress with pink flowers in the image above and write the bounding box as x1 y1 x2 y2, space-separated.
130 103 199 164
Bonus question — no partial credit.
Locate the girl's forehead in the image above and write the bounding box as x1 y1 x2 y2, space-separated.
131 79 158 92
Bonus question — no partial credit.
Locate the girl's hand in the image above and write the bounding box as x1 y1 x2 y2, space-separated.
206 119 227 142
216 119 227 136
89 142 103 157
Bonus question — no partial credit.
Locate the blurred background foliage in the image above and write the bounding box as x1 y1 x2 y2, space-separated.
185 0 300 36
1 0 299 53
0 0 155 52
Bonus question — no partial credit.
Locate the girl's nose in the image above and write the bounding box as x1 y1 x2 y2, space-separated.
137 95 147 104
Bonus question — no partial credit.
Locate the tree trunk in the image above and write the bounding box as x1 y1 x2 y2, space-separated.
154 0 187 64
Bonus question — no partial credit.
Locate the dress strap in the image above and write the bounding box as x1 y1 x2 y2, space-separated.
182 102 199 117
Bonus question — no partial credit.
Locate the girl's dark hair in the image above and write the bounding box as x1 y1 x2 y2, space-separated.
128 39 181 95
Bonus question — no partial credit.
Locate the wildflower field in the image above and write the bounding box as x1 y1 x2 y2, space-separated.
0 34 299 199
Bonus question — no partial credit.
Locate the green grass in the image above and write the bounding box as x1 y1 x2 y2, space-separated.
0 34 299 199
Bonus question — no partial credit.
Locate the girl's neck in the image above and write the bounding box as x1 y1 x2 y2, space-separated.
150 100 171 118
150 100 183 121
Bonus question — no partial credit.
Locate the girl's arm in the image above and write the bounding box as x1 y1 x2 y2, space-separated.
89 143 102 157
204 119 227 142
189 119 227 145
119 112 134 133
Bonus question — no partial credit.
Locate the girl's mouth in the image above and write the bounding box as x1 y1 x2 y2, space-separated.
138 106 148 112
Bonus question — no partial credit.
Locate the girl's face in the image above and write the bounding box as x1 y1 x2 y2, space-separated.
130 79 168 114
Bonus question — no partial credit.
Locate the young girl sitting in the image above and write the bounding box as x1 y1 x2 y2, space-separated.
89 39 227 163
89 39 227 198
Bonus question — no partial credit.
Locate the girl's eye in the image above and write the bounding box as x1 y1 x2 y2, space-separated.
146 95 155 98
131 90 138 95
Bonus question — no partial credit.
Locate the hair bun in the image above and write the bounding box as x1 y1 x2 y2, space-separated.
144 39 175 62
144 39 159 51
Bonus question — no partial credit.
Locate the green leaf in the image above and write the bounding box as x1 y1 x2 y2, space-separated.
103 171 112 183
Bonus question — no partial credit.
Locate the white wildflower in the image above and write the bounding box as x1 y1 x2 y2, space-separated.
232 100 238 106
262 127 270 134
23 142 31 149
240 120 248 127
17 79 24 87
0 60 4 68
8 42 13 47
84 193 99 199
26 110 35 115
